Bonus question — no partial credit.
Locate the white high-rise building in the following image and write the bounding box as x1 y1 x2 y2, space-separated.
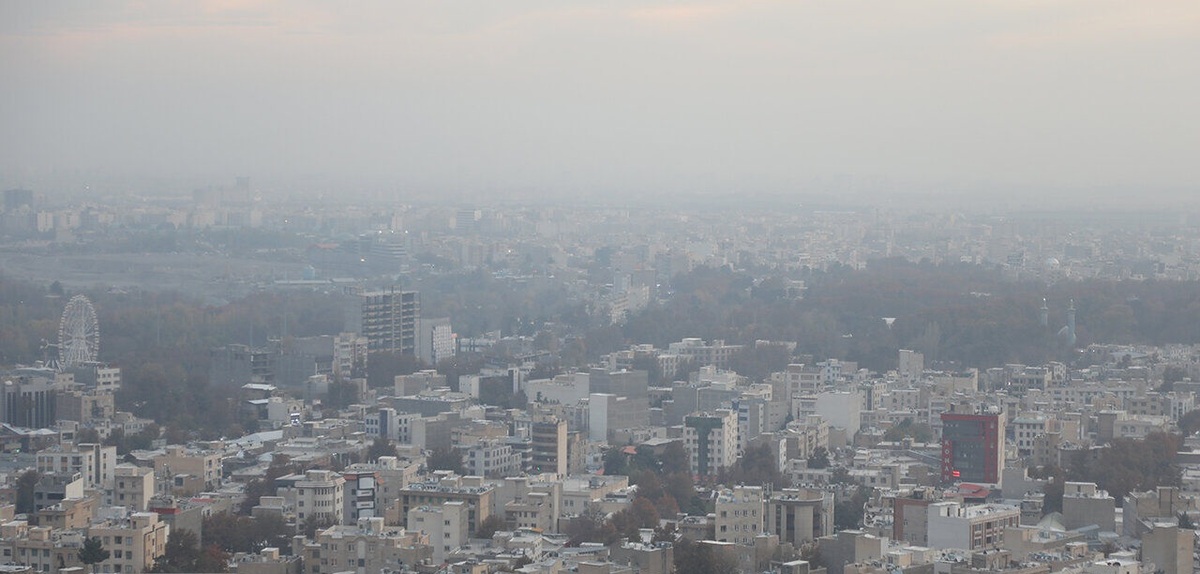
332 332 368 381
684 409 738 477
357 289 419 355
416 317 455 366
407 500 469 563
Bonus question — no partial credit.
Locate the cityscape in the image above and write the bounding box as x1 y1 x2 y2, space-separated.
0 186 1197 574
3 2 1200 574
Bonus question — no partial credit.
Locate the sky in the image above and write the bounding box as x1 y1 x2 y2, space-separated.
1 1 1198 201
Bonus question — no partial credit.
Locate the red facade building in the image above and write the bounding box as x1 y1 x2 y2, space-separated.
940 411 1006 485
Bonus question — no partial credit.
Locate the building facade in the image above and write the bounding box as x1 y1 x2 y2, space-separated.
684 410 738 478
767 489 835 547
939 410 1005 484
715 485 765 545
359 289 420 356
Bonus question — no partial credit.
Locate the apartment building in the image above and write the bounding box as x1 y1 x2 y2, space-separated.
36 442 117 489
109 464 155 511
394 474 494 535
715 485 765 545
684 410 738 478
86 512 171 574
407 501 469 563
926 502 1020 551
152 445 222 491
297 517 432 574
278 470 346 528
766 489 835 547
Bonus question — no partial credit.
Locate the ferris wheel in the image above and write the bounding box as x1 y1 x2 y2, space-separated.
58 295 100 370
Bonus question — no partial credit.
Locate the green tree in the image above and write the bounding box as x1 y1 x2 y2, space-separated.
630 355 664 385
325 380 360 410
1180 409 1200 436
883 418 933 443
721 443 788 488
475 514 507 539
807 446 831 469
1160 365 1188 392
1062 433 1181 503
149 529 230 573
75 427 101 444
563 505 618 546
302 515 336 538
15 469 39 514
427 447 465 474
728 343 793 383
799 541 825 569
78 537 111 573
663 472 696 514
238 457 301 515
603 447 630 476
203 513 290 553
830 466 857 486
835 486 872 531
673 536 739 574
366 437 398 462
661 441 688 472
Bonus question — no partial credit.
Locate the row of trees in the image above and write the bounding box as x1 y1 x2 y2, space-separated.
11 254 1200 437
149 512 296 572
565 443 706 545
1039 431 1184 513
610 261 1200 371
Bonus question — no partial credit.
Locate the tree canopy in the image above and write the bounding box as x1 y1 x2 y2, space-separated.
1065 432 1182 504
78 537 110 571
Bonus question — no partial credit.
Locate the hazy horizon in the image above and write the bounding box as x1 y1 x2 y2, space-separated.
3 1 1198 203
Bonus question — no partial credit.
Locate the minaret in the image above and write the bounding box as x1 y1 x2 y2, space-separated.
1039 298 1049 328
1066 299 1077 347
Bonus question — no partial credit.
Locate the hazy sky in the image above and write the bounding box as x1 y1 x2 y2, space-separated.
2 1 1198 199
